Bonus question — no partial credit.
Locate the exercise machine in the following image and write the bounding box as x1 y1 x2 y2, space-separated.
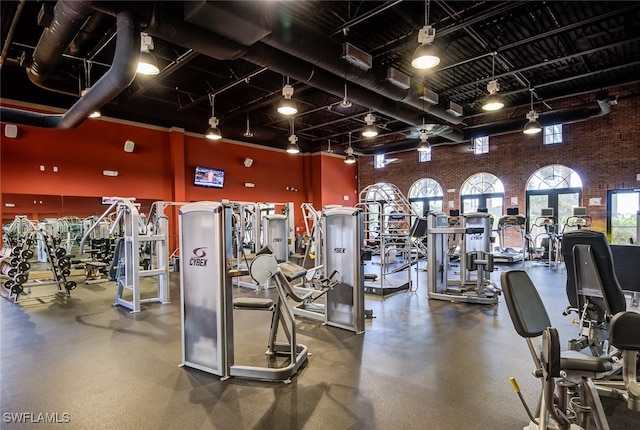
179 201 309 382
321 206 366 333
502 270 639 430
80 197 170 312
426 211 500 305
493 208 526 265
561 230 628 356
529 208 561 269
358 183 418 295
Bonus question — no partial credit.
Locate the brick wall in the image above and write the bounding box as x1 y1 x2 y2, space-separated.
359 89 640 236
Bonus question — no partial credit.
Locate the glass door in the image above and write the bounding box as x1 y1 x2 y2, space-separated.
608 190 640 244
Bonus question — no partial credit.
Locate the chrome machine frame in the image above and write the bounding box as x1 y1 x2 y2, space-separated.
426 211 500 305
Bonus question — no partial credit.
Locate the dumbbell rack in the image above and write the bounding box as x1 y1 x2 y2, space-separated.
0 232 77 303
36 231 77 297
1 244 33 303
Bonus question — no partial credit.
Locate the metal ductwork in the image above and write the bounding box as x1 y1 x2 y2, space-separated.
462 90 614 140
1 2 140 129
182 1 463 126
137 4 464 142
355 90 616 155
26 0 95 96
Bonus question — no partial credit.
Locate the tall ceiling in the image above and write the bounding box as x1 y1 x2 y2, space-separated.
2 1 640 155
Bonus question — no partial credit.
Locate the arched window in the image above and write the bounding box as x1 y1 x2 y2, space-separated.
526 164 583 238
526 164 582 190
460 173 505 227
408 178 444 216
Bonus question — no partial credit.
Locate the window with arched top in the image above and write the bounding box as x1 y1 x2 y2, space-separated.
408 178 444 216
525 165 583 242
526 164 582 190
460 172 505 228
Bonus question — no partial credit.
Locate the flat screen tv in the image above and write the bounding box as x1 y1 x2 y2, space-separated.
194 166 224 188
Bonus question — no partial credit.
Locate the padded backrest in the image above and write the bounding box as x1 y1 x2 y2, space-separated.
561 230 626 315
500 270 551 338
609 311 640 351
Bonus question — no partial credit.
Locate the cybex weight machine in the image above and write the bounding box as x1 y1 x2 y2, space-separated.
426 212 500 304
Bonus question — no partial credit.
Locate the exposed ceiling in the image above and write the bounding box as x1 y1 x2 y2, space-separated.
2 1 640 155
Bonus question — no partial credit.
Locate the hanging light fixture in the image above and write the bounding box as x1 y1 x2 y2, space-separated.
344 132 356 164
481 53 504 111
205 94 222 140
326 139 334 153
137 33 160 76
277 77 298 115
411 0 440 69
243 113 253 138
82 60 101 118
523 88 542 135
286 118 300 154
417 128 431 152
361 112 378 138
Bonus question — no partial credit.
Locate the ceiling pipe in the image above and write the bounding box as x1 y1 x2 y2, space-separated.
1 5 140 129
26 0 96 95
355 90 614 155
129 4 464 142
463 90 614 140
0 0 27 69
184 1 463 125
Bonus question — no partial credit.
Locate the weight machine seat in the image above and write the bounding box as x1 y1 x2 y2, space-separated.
609 311 640 351
233 297 274 310
501 270 613 374
561 230 627 315
278 261 308 283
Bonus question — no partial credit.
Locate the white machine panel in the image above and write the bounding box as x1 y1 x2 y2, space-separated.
323 207 365 333
179 201 228 376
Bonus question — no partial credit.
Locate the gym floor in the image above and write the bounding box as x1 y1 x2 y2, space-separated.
1 260 638 430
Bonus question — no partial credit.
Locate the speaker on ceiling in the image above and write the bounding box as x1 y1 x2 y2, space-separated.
244 157 253 167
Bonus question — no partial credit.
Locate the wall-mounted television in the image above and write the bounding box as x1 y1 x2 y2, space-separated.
194 166 225 188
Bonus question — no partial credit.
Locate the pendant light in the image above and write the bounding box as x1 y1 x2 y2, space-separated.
278 77 298 115
361 112 378 138
481 53 504 111
205 94 222 140
411 0 440 69
243 113 253 138
344 132 356 164
137 33 160 76
523 88 542 135
286 118 300 154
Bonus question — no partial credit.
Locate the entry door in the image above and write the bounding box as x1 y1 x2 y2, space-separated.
608 190 640 244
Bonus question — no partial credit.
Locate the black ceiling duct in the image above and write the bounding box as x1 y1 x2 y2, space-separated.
1 1 140 129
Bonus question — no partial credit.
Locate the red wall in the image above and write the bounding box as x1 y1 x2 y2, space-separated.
0 100 359 240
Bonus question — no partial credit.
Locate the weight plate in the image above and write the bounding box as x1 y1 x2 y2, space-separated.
58 258 71 269
7 268 17 277
17 261 30 272
61 268 71 277
20 249 34 259
54 247 66 258
4 280 14 290
14 273 28 284
11 284 24 295
65 281 77 291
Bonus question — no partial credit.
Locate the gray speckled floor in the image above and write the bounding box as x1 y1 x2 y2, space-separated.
1 262 638 429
